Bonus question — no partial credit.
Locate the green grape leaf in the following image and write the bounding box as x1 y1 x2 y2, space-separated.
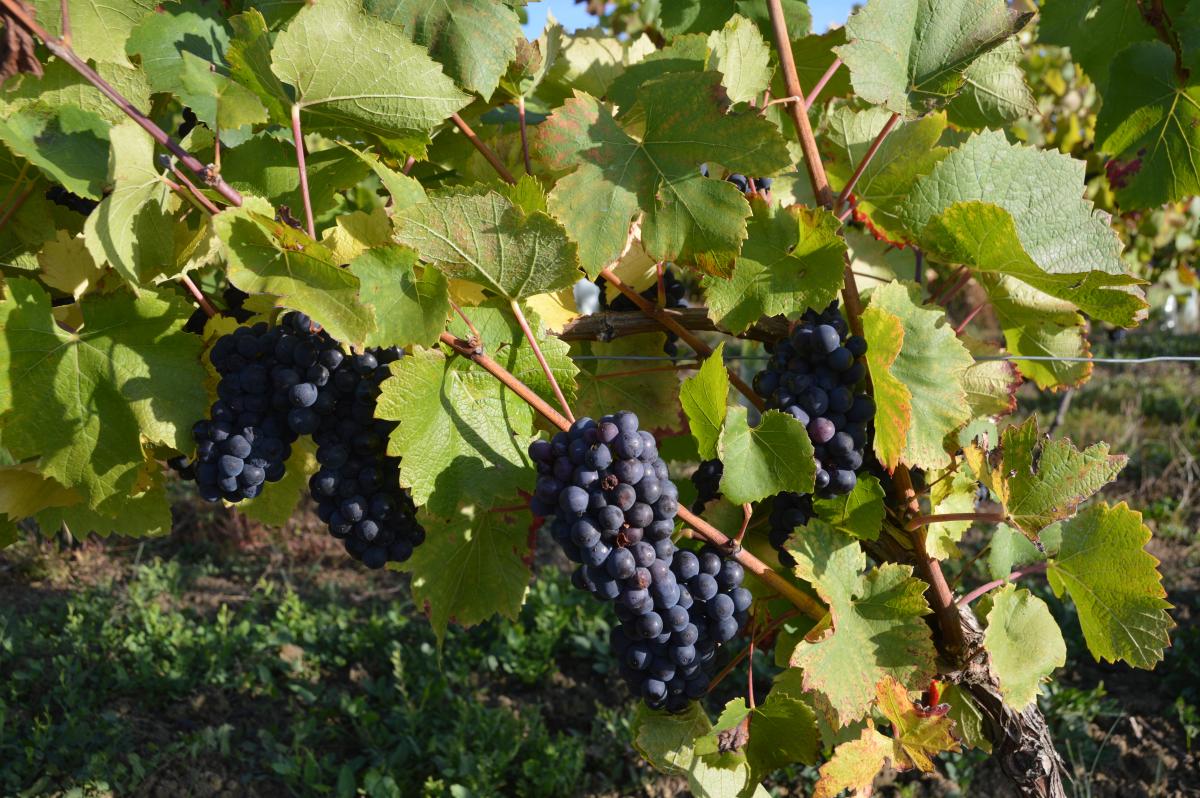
445 301 579 413
983 585 1067 710
1095 42 1200 209
988 523 1059 580
0 516 15 549
660 0 811 41
707 14 772 105
213 203 374 347
0 278 206 505
240 437 317 527
0 463 82 519
633 702 712 775
941 683 991 753
535 71 791 277
338 143 427 212
1047 502 1174 669
364 0 523 100
36 459 171 538
965 416 1125 541
349 244 450 350
319 208 392 263
785 522 937 725
701 204 846 335
377 346 533 516
874 676 961 771
679 342 730 460
925 467 978 559
960 339 1020 418
398 501 533 644
744 678 821 774
946 39 1036 129
0 58 152 126
214 134 373 219
537 27 656 105
29 0 157 67
572 335 683 431
83 122 176 285
978 274 1092 390
901 132 1145 327
866 281 973 471
0 106 110 200
835 0 1030 117
814 726 893 798
126 3 266 138
607 35 710 113
394 186 581 301
270 0 471 154
1038 0 1156 92
917 202 1147 326
813 473 885 541
823 109 950 242
226 9 292 126
718 407 815 505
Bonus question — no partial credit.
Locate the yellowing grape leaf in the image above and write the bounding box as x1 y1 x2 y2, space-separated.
874 677 960 771
535 71 791 277
785 522 937 725
0 278 206 506
964 416 1125 541
572 335 682 432
861 305 909 471
865 281 973 471
1048 502 1174 669
813 726 893 798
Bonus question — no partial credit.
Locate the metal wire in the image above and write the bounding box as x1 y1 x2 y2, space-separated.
569 353 1200 365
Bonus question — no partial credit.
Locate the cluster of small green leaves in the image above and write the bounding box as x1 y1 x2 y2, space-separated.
0 0 1181 793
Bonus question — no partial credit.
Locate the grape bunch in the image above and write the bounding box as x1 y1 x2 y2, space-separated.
753 303 875 558
307 347 426 570
181 312 338 502
528 413 750 712
698 164 772 196
690 459 724 514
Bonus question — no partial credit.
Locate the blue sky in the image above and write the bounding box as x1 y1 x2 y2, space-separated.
520 0 857 36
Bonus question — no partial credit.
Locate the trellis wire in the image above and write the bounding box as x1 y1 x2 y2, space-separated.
569 353 1200 365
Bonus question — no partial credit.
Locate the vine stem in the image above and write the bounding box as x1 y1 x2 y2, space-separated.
905 511 1006 532
168 162 221 215
954 302 987 335
556 307 789 343
894 466 966 652
706 608 801 692
451 113 517 185
439 329 825 622
834 112 900 212
290 104 317 240
764 0 864 336
598 266 765 411
180 274 217 318
0 180 36 232
517 96 533 175
0 0 243 207
805 57 842 109
957 562 1049 607
510 299 575 423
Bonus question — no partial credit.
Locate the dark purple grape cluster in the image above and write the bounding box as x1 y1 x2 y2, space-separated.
754 303 875 559
528 413 750 713
768 492 812 567
690 459 724 514
181 312 337 502
698 164 772 195
307 347 425 570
